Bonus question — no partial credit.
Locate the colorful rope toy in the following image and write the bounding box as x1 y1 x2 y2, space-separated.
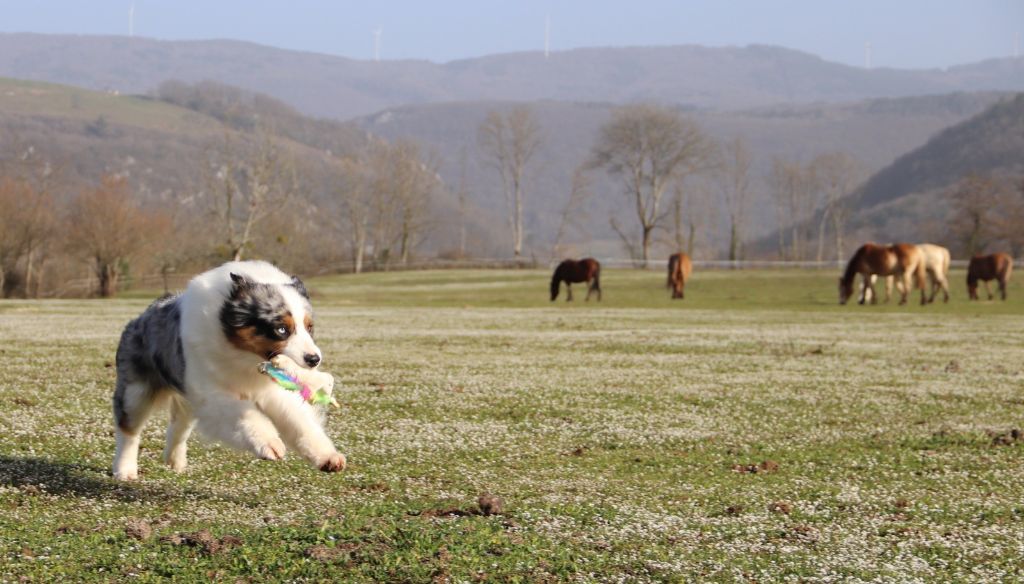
258 355 339 408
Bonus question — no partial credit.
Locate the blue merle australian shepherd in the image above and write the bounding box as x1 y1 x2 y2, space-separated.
111 261 345 480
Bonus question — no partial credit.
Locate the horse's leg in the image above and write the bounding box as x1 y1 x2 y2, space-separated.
585 280 592 301
566 284 573 302
885 275 894 303
862 275 875 305
984 280 993 300
898 272 910 305
999 278 1007 301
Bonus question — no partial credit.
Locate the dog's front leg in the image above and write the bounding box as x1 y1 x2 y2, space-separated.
192 393 287 461
256 391 346 472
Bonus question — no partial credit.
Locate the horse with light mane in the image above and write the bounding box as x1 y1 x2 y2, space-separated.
839 243 926 306
667 252 693 299
550 258 602 302
863 243 951 304
967 253 1013 300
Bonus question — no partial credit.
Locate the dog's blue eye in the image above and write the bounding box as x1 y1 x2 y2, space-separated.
275 326 288 337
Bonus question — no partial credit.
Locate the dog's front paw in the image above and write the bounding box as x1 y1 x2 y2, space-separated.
112 468 139 481
318 452 346 473
257 438 287 461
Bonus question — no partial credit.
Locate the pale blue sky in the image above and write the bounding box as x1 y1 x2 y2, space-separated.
1 1 1021 68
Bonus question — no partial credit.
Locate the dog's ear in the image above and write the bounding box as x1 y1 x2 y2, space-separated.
229 272 252 294
290 275 309 299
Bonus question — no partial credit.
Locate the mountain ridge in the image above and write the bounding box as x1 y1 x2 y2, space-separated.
1 33 1022 120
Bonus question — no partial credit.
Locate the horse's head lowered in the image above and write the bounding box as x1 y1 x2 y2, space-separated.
550 270 562 301
838 277 854 305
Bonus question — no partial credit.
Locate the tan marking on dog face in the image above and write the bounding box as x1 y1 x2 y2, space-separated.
226 326 285 359
226 313 295 359
304 314 314 336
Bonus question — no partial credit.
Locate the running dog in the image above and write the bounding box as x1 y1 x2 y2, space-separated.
111 261 346 480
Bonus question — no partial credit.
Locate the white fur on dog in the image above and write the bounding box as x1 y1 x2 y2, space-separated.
112 261 344 480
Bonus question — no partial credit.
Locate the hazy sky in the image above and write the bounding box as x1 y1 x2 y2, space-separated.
1 1 1021 69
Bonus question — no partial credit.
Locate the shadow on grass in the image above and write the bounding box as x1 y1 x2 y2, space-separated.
0 455 207 503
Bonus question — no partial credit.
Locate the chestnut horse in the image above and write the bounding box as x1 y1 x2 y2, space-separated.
872 243 951 303
667 252 693 299
550 258 601 302
839 243 926 306
967 253 1013 300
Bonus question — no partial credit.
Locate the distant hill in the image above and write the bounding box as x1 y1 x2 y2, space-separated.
0 78 508 276
839 94 1024 249
0 77 366 194
354 92 1007 256
0 33 1022 120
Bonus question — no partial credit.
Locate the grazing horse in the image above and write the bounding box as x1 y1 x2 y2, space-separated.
917 243 951 303
864 243 951 304
550 258 601 302
667 252 693 299
967 253 1013 300
839 243 926 306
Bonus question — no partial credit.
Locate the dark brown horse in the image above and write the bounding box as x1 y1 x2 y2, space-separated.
839 243 926 305
550 258 601 302
667 252 693 299
967 253 1013 300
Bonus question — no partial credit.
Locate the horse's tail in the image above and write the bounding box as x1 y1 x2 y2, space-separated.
591 263 601 293
666 256 675 288
550 267 561 301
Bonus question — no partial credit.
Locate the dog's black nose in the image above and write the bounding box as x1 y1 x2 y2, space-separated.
304 353 321 368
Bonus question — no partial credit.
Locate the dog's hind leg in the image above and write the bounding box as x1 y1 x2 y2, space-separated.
163 395 195 473
112 381 164 481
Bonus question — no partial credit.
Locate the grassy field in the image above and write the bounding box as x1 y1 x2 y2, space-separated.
1 268 1023 582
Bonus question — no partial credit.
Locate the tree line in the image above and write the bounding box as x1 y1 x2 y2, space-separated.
0 128 444 298
2 96 1020 298
480 103 1023 267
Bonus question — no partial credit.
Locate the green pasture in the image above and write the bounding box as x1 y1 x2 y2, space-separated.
1 268 1022 582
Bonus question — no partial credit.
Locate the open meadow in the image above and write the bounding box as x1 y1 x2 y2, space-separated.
1 268 1023 582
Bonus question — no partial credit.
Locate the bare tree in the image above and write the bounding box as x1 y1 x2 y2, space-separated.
332 156 372 273
810 152 861 262
456 147 470 258
392 141 440 265
478 106 542 258
948 173 1001 256
0 179 56 297
769 158 819 261
205 131 297 261
65 175 169 297
671 178 715 258
552 166 592 258
993 177 1024 256
590 104 713 266
0 142 61 297
716 137 753 261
